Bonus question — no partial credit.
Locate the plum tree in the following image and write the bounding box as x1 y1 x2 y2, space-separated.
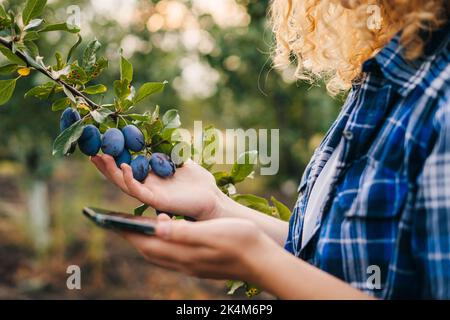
131 155 150 182
0 0 292 298
101 128 125 157
122 125 145 152
78 125 101 156
150 153 176 178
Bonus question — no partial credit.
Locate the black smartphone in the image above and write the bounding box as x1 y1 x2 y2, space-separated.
82 207 157 235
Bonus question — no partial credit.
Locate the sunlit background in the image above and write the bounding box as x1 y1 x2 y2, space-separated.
0 0 341 299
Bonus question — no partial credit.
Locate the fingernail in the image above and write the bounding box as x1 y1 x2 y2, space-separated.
156 221 171 239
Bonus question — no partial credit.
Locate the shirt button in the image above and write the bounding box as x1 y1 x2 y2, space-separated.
343 130 354 140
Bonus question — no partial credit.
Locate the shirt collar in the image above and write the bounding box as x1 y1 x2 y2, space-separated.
362 22 450 97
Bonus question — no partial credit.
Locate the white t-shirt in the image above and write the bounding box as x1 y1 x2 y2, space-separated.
301 140 344 249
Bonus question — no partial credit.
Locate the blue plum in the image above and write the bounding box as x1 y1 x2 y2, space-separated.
115 149 132 167
150 153 176 177
78 125 102 156
101 128 125 157
122 125 145 152
60 107 81 131
131 155 150 182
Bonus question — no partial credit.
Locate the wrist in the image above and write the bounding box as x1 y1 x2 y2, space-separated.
239 231 282 287
207 189 236 220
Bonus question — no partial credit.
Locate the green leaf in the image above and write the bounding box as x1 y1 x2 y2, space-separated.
0 45 26 65
52 120 84 157
151 105 160 121
213 171 233 187
82 39 101 72
271 196 292 221
0 64 18 75
113 79 131 101
231 194 272 215
23 40 39 58
91 107 113 124
0 7 11 29
24 18 43 30
152 139 174 154
134 81 166 104
126 113 150 122
0 17 11 30
65 63 87 84
25 82 60 99
84 84 107 95
161 127 178 141
230 150 258 183
144 119 163 139
120 54 133 82
23 31 40 41
0 78 16 106
22 0 47 25
101 103 115 111
0 5 7 19
9 39 39 60
54 52 64 70
62 85 76 102
226 280 245 295
99 118 116 133
162 109 181 129
134 204 149 216
51 97 70 111
39 22 80 33
87 56 108 79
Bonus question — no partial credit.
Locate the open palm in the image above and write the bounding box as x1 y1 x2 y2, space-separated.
91 155 224 220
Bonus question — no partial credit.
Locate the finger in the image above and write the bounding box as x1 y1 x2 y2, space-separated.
122 164 155 204
143 257 182 272
157 213 172 221
100 155 129 192
120 231 197 264
156 220 213 246
101 155 130 193
118 232 182 271
91 155 112 180
184 158 195 165
119 231 228 278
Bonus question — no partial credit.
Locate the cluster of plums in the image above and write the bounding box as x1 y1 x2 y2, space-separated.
60 107 176 181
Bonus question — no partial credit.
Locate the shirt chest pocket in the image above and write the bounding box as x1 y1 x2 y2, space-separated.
336 157 408 220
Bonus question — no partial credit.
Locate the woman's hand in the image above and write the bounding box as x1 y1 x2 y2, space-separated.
91 155 225 221
91 159 374 299
91 154 289 245
118 214 375 299
120 214 276 282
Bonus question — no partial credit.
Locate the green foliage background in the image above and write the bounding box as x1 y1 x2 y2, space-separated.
0 0 342 193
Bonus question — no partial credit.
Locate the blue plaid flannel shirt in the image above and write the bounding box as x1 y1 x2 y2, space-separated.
285 24 450 299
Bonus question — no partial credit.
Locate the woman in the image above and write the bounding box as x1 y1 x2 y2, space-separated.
91 0 449 299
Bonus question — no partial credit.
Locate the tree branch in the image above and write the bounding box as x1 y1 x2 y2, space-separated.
0 37 99 110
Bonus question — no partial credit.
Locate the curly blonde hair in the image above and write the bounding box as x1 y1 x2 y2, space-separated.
269 0 448 95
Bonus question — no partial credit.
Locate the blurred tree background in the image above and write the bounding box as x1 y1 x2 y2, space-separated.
0 0 342 299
